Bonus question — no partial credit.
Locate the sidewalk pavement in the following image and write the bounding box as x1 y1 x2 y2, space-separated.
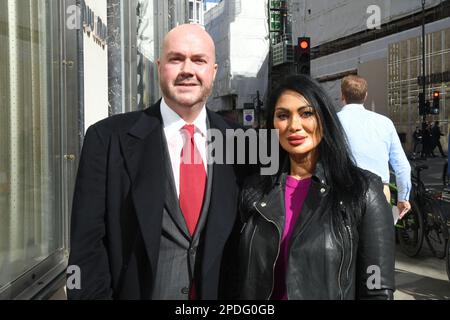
395 245 450 300
393 155 450 300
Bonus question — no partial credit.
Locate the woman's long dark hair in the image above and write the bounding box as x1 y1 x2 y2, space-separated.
265 75 368 220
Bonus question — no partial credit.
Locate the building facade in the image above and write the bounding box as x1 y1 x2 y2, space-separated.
205 0 269 126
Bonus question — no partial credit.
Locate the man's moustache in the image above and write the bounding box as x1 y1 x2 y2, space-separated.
175 81 200 85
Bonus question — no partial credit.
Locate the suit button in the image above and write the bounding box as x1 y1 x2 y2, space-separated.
320 188 326 193
189 248 196 255
181 287 189 295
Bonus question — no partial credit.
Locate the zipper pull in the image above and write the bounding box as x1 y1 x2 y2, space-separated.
345 225 353 241
240 222 247 234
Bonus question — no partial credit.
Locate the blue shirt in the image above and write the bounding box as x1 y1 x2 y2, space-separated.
338 104 411 201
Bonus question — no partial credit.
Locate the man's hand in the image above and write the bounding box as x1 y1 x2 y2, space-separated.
397 201 411 219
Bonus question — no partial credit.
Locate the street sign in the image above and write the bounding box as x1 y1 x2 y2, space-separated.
243 109 254 126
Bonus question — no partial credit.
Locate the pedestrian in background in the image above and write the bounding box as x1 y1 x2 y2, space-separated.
421 122 434 158
338 75 411 217
412 126 422 156
431 121 446 157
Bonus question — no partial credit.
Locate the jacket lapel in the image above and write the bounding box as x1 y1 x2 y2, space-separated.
253 179 286 234
201 110 239 277
120 102 166 280
291 162 330 241
160 132 191 239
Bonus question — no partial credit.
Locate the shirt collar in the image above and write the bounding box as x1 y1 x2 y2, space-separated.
160 98 208 137
341 103 366 111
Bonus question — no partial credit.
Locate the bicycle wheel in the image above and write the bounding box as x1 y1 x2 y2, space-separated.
396 200 424 257
424 200 448 259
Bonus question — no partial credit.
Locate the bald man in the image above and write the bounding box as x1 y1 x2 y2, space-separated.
67 24 246 299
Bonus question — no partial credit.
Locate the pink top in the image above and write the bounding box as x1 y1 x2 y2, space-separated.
271 176 311 300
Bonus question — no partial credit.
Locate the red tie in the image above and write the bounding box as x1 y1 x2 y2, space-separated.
179 124 206 236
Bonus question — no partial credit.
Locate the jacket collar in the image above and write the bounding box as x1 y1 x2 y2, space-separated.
341 103 365 112
254 158 330 236
274 156 329 188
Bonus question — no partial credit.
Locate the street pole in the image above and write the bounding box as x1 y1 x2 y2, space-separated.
256 90 262 129
421 0 427 132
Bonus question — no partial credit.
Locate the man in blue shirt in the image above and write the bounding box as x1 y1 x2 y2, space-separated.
338 75 411 218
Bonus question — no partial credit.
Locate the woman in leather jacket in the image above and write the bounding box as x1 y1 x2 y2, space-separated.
234 75 395 300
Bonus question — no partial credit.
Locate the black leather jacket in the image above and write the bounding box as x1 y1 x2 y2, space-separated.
235 163 395 300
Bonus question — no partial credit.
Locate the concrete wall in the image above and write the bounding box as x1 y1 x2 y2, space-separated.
205 0 269 112
290 0 443 47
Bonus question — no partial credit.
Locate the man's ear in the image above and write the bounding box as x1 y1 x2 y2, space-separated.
156 59 161 76
213 63 218 81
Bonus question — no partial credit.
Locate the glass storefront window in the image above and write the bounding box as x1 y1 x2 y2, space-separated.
0 0 69 298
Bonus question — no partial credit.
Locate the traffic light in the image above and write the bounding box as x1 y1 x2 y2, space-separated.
430 91 440 115
296 37 311 75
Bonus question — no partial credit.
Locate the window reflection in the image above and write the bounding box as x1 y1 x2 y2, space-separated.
0 0 64 294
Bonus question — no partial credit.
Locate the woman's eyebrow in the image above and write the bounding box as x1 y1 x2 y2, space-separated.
275 106 313 111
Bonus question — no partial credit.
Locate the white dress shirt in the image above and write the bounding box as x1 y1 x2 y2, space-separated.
160 98 208 197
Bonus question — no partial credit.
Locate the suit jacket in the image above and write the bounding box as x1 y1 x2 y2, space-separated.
67 101 244 299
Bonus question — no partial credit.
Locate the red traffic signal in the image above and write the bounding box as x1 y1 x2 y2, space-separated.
299 40 309 49
433 91 440 98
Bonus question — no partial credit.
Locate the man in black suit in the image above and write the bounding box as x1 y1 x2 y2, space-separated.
67 24 245 299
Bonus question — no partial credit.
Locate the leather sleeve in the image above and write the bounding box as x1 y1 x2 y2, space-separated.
67 125 113 300
356 175 396 300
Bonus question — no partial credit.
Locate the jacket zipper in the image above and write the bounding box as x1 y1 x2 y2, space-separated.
337 223 345 300
345 225 353 280
339 202 353 296
247 225 258 274
254 203 281 300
